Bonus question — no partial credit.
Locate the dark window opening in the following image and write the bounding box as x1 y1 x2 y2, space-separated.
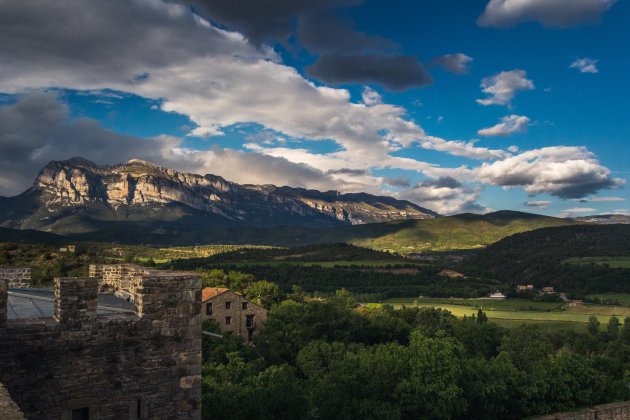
242 302 248 310
206 303 213 315
246 315 254 328
225 301 232 309
72 407 90 420
225 316 232 325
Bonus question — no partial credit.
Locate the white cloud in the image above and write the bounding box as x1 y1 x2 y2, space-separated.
478 0 618 28
476 70 534 106
525 200 553 208
576 196 625 202
361 86 382 106
560 207 597 217
570 58 599 73
397 177 487 215
475 146 625 198
189 125 224 138
432 53 473 75
478 115 530 137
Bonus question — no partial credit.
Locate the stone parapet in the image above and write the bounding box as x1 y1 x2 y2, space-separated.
0 268 31 289
0 269 202 419
537 401 630 419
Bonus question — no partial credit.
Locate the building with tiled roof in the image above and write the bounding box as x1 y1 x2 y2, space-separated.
202 287 267 342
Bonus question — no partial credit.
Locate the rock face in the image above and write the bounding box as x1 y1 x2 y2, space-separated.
7 158 436 230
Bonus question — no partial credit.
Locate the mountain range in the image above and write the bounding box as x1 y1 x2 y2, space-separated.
0 158 435 235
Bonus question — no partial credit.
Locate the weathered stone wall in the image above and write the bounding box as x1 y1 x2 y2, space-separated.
0 268 31 289
0 272 202 419
89 263 151 299
537 401 630 419
202 289 267 341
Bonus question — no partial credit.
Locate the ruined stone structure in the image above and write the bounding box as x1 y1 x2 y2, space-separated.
537 401 630 419
89 263 152 299
0 267 31 289
0 268 202 419
201 287 267 342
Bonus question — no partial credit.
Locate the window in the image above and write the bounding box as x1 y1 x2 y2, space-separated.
242 302 248 310
206 303 213 315
72 407 90 420
225 301 232 309
225 316 232 325
246 315 254 328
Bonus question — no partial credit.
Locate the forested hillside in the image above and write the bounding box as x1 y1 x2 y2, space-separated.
463 225 630 294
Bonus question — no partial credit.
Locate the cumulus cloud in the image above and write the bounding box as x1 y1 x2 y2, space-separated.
478 0 618 28
477 70 534 106
475 146 625 198
570 58 599 73
306 54 432 91
0 93 351 196
525 200 553 208
398 177 487 214
432 53 473 75
478 115 530 137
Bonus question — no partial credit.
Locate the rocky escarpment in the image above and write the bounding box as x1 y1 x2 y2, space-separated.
7 158 436 229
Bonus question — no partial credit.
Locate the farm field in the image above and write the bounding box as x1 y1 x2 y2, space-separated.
378 297 630 331
562 256 630 269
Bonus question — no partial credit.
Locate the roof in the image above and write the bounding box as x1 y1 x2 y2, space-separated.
7 288 135 320
202 287 230 302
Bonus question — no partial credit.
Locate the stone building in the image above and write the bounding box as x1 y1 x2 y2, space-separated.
201 287 267 341
0 265 202 419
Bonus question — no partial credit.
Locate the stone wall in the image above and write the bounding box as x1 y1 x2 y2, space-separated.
89 263 151 300
0 268 31 289
202 289 267 341
537 401 630 419
0 272 202 419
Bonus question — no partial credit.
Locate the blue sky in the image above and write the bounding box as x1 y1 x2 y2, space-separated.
0 0 627 216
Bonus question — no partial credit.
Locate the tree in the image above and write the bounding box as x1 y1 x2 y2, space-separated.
244 280 282 308
477 309 488 324
588 315 601 336
498 325 552 371
607 316 620 338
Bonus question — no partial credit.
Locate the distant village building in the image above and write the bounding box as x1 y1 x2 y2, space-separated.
569 300 584 307
489 291 507 300
542 287 555 294
516 284 535 292
202 288 267 341
59 245 76 253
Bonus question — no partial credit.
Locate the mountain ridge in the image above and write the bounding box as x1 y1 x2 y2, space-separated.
0 158 437 233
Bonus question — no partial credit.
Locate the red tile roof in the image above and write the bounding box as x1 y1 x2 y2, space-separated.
202 287 229 302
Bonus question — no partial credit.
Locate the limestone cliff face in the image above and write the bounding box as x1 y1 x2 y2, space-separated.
30 158 437 225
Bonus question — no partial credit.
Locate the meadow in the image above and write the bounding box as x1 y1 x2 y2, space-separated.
562 256 630 269
379 297 630 332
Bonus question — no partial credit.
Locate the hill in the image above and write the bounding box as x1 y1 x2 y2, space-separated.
0 227 66 245
0 158 436 235
316 210 577 253
462 224 630 294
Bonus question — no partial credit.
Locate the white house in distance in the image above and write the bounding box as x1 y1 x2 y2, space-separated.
489 291 507 300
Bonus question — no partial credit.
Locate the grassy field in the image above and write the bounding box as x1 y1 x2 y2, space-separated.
563 256 630 269
378 297 630 331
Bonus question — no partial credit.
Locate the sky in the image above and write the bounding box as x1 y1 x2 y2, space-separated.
0 0 628 216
